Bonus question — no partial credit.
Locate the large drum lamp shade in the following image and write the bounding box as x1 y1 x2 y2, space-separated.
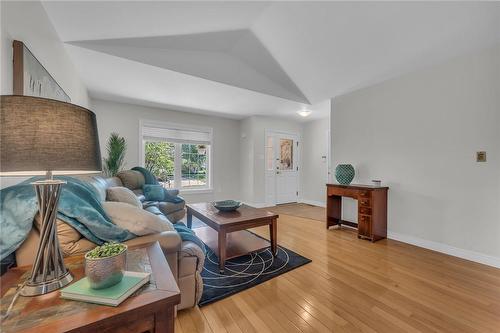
0 95 102 175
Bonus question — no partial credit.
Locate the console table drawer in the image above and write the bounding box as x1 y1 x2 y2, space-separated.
359 198 371 207
359 191 371 198
359 206 372 215
328 187 357 199
359 215 371 224
358 216 371 237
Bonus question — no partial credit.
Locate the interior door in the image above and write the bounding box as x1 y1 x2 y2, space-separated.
275 134 299 204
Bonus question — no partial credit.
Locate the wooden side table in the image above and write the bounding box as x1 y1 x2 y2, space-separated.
0 242 180 333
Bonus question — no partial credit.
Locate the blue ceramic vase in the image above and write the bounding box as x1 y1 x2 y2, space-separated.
335 164 355 185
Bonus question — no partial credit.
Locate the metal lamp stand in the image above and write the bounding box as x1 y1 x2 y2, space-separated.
20 174 73 296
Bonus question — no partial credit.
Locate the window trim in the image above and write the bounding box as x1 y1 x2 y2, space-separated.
139 119 213 192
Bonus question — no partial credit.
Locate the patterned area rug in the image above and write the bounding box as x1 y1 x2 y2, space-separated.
198 233 311 306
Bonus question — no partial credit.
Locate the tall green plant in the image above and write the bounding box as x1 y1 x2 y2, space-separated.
102 133 126 177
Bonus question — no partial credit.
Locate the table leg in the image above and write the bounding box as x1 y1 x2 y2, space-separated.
187 210 192 229
155 305 175 333
218 231 226 273
270 218 278 256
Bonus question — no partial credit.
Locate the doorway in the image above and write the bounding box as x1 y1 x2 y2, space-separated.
265 130 300 205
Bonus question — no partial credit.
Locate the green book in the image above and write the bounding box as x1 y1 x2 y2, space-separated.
60 271 150 306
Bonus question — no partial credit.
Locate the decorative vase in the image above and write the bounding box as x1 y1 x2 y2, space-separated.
84 246 127 289
335 164 355 185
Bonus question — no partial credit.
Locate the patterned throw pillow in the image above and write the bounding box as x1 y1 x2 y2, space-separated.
143 184 165 201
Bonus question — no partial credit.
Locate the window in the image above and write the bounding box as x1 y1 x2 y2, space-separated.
141 121 212 191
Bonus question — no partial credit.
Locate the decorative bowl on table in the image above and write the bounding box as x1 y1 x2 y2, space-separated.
84 242 127 289
213 200 242 212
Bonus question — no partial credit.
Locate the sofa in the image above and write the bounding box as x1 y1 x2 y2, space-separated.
15 170 205 310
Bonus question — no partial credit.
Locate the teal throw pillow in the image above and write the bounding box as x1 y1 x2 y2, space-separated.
143 184 165 201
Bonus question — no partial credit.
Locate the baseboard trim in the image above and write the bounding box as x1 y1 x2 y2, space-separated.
388 231 500 269
299 199 326 208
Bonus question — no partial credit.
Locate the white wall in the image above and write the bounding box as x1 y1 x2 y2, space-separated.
239 115 303 206
91 99 241 204
0 0 89 107
301 117 330 206
331 45 500 266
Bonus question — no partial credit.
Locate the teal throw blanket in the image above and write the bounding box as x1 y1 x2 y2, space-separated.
173 222 205 252
0 176 135 260
131 167 182 203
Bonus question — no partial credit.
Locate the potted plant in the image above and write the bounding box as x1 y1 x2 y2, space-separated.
84 242 127 289
102 133 127 177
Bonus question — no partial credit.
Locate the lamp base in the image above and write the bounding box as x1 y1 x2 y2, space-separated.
20 271 73 296
22 177 72 296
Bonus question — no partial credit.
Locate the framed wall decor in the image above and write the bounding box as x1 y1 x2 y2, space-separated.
13 40 71 102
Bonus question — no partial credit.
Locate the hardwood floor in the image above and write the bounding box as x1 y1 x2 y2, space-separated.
267 203 326 222
176 213 500 332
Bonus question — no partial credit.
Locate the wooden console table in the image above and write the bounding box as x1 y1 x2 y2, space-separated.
326 184 388 242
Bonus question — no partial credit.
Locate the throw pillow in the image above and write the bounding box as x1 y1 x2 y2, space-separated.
143 184 165 201
102 201 174 236
106 186 142 208
116 170 145 190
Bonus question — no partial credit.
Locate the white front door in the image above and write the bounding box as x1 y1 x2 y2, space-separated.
265 131 299 205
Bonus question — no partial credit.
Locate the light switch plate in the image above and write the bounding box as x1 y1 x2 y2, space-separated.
476 151 486 162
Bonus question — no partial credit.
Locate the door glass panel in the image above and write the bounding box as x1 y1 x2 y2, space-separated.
279 139 293 170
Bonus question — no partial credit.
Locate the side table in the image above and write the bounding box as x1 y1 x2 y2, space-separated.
0 241 180 333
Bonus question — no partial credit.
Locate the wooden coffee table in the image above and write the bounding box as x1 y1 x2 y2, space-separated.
0 242 180 333
186 203 279 273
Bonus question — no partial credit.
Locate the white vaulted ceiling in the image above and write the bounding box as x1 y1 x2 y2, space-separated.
42 1 500 121
67 30 309 104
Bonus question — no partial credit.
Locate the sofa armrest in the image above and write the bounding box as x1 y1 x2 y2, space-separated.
179 241 205 273
124 231 181 254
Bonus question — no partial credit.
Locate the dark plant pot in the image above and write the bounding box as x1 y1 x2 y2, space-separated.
335 164 355 185
84 246 127 289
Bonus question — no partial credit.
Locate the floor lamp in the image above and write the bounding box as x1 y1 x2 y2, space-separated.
0 95 102 296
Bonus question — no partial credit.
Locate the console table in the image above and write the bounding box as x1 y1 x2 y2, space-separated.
326 184 388 242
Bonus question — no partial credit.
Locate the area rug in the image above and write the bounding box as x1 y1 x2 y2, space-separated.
198 233 311 306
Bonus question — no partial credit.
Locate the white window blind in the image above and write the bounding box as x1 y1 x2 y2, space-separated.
142 123 212 144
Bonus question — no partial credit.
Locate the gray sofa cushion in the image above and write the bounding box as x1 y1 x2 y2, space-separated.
166 209 185 223
159 201 185 215
144 201 185 223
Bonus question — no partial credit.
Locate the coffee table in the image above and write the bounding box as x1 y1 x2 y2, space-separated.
0 242 180 333
186 203 279 273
